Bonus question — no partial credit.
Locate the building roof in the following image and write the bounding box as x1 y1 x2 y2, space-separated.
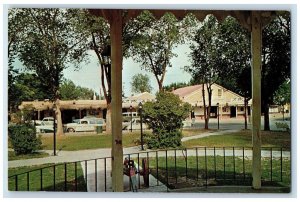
19 99 107 111
172 83 252 106
172 85 202 98
125 92 155 103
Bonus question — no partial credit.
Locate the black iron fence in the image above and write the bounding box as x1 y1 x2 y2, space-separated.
8 146 291 192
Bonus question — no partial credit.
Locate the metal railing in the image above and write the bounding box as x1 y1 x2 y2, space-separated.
8 146 291 192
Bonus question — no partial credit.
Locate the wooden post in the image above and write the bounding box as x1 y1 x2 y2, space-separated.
110 9 124 192
251 11 262 189
37 110 41 120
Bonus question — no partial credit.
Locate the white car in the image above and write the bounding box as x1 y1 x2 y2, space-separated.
32 117 56 126
36 125 54 133
123 118 148 130
35 117 57 133
64 118 106 133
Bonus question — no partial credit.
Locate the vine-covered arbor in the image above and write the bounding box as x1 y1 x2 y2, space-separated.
89 9 277 192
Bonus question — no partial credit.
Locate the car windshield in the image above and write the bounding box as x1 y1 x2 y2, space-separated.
73 119 80 124
96 120 104 124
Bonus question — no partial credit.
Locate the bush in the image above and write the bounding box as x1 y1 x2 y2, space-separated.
8 124 42 155
146 129 183 149
143 92 191 149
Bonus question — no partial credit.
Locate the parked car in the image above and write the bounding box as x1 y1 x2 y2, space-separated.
123 118 148 130
64 118 106 133
32 117 56 126
82 116 106 131
36 125 54 133
35 117 57 133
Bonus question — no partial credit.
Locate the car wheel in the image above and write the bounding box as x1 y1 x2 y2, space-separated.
67 128 75 132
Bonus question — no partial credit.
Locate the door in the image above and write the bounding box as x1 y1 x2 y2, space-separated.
230 106 236 118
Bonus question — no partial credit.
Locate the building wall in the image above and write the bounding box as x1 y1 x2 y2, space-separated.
180 84 250 119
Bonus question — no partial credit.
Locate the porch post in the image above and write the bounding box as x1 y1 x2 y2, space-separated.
251 11 262 189
37 110 41 120
110 9 124 192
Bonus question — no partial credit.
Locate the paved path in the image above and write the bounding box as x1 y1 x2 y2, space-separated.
181 129 240 142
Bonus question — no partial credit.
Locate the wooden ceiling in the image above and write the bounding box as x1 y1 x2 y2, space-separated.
89 9 277 31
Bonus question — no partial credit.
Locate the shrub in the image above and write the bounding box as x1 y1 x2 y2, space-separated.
143 92 191 149
146 129 183 149
8 124 42 155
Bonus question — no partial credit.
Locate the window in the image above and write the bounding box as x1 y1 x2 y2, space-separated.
240 107 244 112
218 89 222 97
222 107 229 112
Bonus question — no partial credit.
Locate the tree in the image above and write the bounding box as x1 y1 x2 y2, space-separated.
130 12 195 91
142 92 191 149
130 73 152 94
163 82 191 92
186 15 251 129
60 79 95 100
185 15 230 129
8 9 30 113
8 72 50 110
12 8 90 135
215 17 252 129
261 13 291 130
273 80 291 120
72 10 154 133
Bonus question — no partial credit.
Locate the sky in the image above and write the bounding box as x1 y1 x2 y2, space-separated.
63 44 192 97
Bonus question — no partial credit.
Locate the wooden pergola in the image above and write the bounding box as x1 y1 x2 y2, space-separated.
89 9 276 192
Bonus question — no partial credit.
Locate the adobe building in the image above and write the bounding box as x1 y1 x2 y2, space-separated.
18 92 156 123
18 99 107 124
172 83 252 119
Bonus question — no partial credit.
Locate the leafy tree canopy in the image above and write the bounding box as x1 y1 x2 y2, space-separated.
164 82 191 92
13 8 90 100
9 72 50 111
130 73 153 94
273 80 291 106
129 12 196 91
59 79 96 100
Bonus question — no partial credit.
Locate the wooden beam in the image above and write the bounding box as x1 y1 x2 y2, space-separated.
110 9 124 192
251 11 262 189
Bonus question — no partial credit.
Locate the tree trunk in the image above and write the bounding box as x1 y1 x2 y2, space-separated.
106 103 112 134
207 87 212 130
158 81 163 92
202 83 208 129
244 98 248 130
263 102 270 131
55 100 64 136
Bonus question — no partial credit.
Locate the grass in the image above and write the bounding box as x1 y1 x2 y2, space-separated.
8 151 49 161
148 155 291 190
40 131 151 151
182 128 217 137
183 130 291 148
8 163 87 191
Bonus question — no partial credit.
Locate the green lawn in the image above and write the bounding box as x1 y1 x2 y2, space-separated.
148 155 290 189
183 130 291 148
8 163 87 191
40 131 150 151
182 128 217 137
8 151 49 161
